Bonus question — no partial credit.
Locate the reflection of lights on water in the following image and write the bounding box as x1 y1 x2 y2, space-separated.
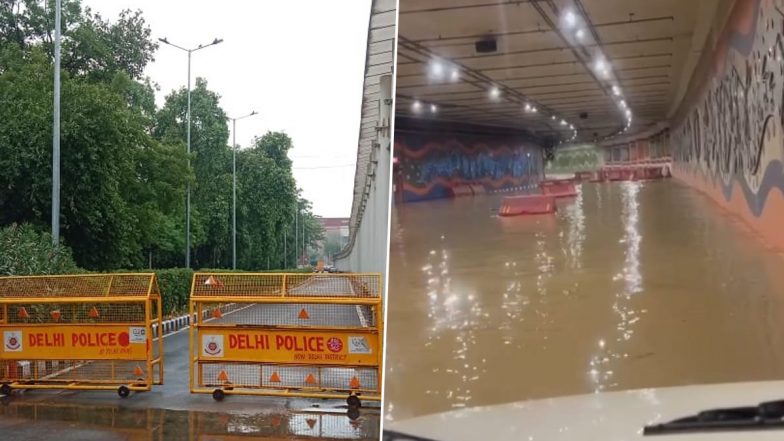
565 185 585 269
587 181 643 393
622 182 642 294
421 238 486 409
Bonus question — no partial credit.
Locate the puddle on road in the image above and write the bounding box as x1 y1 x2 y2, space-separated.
0 399 379 440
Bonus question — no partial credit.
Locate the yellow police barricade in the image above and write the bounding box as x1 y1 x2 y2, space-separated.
0 273 164 397
189 273 383 405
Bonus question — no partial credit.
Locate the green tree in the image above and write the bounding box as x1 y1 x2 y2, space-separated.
0 1 157 81
154 78 231 268
0 52 188 269
0 2 188 270
0 1 319 272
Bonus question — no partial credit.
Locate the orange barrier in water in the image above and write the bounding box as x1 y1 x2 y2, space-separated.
469 184 486 194
541 181 578 197
451 184 474 197
605 169 636 181
575 171 596 181
498 195 556 216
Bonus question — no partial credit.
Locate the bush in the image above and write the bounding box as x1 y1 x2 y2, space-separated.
0 223 79 276
154 268 193 316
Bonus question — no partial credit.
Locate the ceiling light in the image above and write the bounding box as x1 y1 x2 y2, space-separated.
412 100 422 112
489 86 501 99
620 100 627 108
612 85 621 96
560 119 567 126
570 124 574 129
594 58 609 77
450 68 459 81
551 115 556 120
563 10 577 28
576 29 585 40
429 59 444 79
524 103 531 111
430 104 438 113
532 106 537 113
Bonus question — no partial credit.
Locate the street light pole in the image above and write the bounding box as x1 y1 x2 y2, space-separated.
51 0 61 245
227 111 257 270
158 37 223 268
186 49 191 268
294 206 298 268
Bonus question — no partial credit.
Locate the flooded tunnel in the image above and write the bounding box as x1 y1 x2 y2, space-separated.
386 179 784 420
385 0 784 436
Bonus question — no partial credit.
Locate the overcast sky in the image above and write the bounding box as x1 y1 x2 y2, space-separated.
85 0 372 218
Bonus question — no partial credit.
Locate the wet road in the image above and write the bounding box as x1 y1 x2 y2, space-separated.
384 180 784 421
0 402 377 440
0 301 380 440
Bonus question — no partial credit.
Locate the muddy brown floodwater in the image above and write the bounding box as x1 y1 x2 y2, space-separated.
384 180 784 422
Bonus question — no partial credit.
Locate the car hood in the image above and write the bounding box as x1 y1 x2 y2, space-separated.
385 380 784 441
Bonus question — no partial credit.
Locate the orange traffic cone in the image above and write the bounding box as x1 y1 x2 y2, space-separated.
305 373 317 385
212 308 223 319
17 307 29 319
50 310 61 321
349 376 361 389
269 372 281 383
218 370 229 382
306 418 317 429
271 416 282 427
298 308 310 319
204 275 224 287
134 365 144 377
89 306 100 319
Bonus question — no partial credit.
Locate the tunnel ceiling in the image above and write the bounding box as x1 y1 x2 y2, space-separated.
396 0 705 145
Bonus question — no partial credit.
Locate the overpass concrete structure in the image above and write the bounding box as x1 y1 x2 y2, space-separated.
335 0 396 274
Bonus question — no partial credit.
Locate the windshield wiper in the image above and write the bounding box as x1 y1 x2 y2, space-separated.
383 429 443 441
643 399 784 435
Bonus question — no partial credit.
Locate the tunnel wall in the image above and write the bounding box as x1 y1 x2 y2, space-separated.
604 129 671 164
671 0 784 250
393 128 543 202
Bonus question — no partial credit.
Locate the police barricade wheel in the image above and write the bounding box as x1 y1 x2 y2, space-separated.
0 383 11 396
117 385 130 398
212 389 225 401
347 394 361 408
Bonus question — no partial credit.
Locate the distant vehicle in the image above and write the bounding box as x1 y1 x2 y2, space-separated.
384 381 784 440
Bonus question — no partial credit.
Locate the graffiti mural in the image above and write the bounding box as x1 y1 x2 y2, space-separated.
673 0 784 218
394 132 542 202
547 144 603 173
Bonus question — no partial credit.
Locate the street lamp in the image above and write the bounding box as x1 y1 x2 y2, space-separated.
52 0 62 245
227 110 258 269
158 36 223 268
